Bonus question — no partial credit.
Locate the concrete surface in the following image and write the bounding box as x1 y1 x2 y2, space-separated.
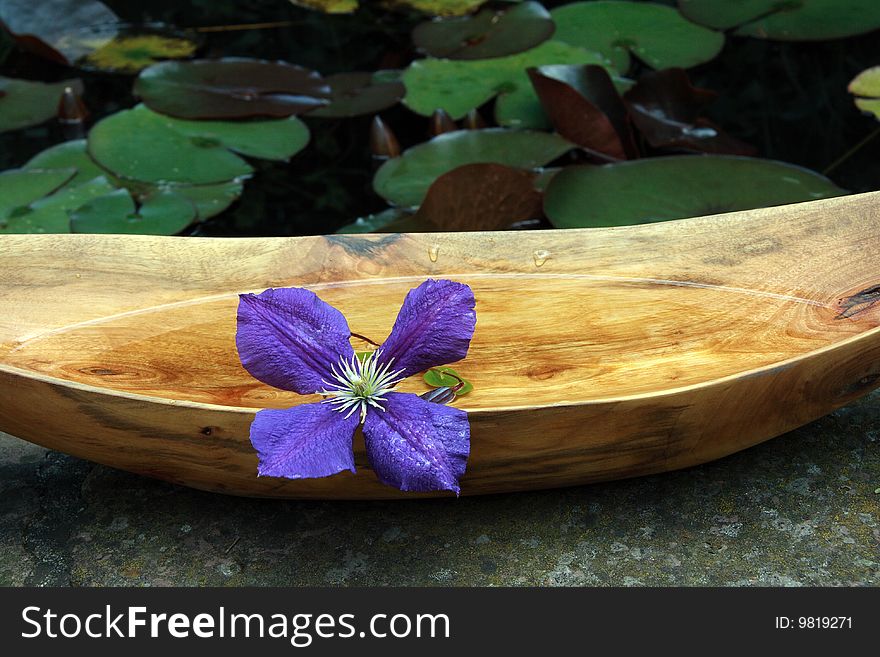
1 393 878 587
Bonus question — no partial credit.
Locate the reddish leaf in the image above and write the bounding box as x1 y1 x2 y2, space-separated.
623 68 756 156
134 58 331 120
412 163 544 231
527 64 637 161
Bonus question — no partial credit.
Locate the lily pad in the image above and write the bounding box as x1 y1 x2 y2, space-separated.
88 104 309 185
623 68 756 155
543 155 845 229
849 66 880 120
678 0 880 40
0 168 76 217
0 176 116 234
551 1 724 72
23 139 241 221
528 64 637 160
0 77 83 133
23 140 106 185
134 58 330 120
402 40 616 128
373 128 573 207
0 0 118 64
308 72 405 118
289 0 359 13
411 163 544 230
84 32 198 73
412 1 555 60
70 188 196 235
393 1 492 16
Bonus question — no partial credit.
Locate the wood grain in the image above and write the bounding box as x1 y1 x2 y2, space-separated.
1 192 880 498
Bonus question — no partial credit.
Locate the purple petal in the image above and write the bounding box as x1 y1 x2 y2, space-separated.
378 279 476 378
236 287 354 395
250 401 358 479
362 392 470 494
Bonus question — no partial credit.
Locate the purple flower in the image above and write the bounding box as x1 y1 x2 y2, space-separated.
235 279 476 494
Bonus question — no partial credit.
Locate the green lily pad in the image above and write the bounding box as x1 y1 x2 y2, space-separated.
424 366 473 395
88 105 309 185
161 180 244 221
23 140 106 185
134 58 330 120
0 77 83 133
70 188 196 235
23 139 242 220
0 176 116 234
402 40 616 128
543 155 845 228
373 128 573 207
678 0 880 40
849 66 880 120
413 1 555 60
551 1 724 72
0 168 76 217
308 72 405 118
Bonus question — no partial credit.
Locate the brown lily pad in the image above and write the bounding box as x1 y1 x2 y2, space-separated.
134 58 331 120
623 68 755 156
412 1 555 60
412 163 544 230
528 64 637 160
309 72 404 118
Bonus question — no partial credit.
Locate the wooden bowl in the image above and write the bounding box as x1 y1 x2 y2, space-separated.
2 192 879 498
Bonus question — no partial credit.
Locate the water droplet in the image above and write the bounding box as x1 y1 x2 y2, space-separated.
428 245 440 263
532 249 550 267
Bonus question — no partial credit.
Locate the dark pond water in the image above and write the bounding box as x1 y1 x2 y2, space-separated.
2 0 879 236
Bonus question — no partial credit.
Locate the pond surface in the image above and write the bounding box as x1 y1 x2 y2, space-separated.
1 0 879 236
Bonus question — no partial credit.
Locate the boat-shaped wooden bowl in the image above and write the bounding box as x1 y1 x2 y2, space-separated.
1 192 880 498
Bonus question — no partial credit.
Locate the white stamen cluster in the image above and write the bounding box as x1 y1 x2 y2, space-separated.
320 351 405 423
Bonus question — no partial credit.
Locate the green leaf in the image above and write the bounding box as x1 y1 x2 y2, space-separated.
402 40 616 128
551 1 724 72
88 105 309 185
24 140 243 220
0 176 116 234
0 77 83 133
166 181 244 221
70 189 196 235
373 128 573 207
423 366 473 395
23 140 107 186
849 66 880 120
679 0 880 40
0 168 76 218
543 155 845 229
